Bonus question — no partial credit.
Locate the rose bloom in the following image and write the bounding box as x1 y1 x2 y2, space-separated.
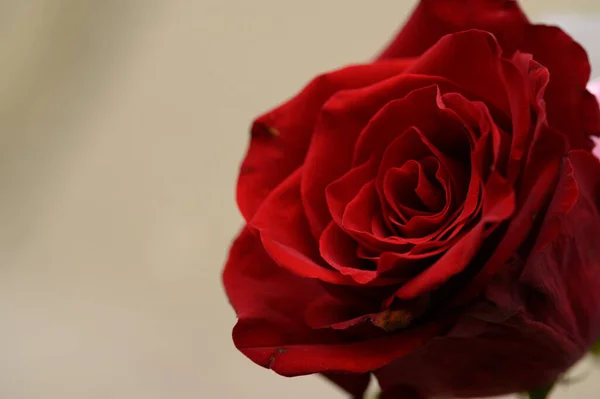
223 1 600 398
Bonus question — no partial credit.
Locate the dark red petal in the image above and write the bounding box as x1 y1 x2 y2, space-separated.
392 152 600 398
374 312 576 398
305 290 377 330
378 0 528 60
251 168 352 285
441 93 512 183
384 157 462 244
353 84 465 166
371 213 392 239
238 321 444 376
224 228 319 319
414 158 445 212
342 181 382 236
226 229 428 376
453 126 568 305
238 61 411 222
519 150 600 345
501 55 548 182
383 161 427 218
224 228 334 356
396 173 515 299
326 159 376 226
378 0 600 147
320 222 380 284
252 167 403 286
521 25 600 148
302 76 457 238
439 95 480 145
377 248 447 278
404 30 511 116
342 181 411 252
383 161 449 239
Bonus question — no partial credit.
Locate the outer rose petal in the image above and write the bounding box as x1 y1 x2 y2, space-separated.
224 228 449 378
404 30 510 115
302 30 515 239
378 0 600 148
375 312 576 398
520 151 600 347
237 62 411 222
224 228 326 331
376 151 600 398
453 124 568 305
250 168 354 285
524 26 600 149
378 0 528 59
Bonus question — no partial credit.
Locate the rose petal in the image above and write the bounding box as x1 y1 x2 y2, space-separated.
383 160 450 239
320 222 380 284
404 30 511 116
378 0 528 60
226 233 447 376
383 162 429 219
352 84 468 167
225 230 433 375
395 172 515 299
305 289 379 330
239 321 444 376
374 313 576 398
225 229 336 360
377 125 469 235
378 0 600 147
238 61 412 222
251 168 353 285
326 158 377 226
414 158 446 212
342 181 411 251
522 25 600 148
302 76 458 238
519 150 600 345
452 125 568 305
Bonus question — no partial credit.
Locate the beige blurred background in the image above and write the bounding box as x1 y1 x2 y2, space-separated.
1 1 600 398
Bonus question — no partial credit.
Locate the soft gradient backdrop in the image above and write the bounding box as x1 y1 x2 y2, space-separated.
1 1 599 398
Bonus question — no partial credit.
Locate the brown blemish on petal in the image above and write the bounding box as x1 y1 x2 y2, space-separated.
267 347 287 369
373 296 431 332
267 126 280 137
372 309 414 332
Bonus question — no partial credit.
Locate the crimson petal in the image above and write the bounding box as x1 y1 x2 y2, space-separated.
238 61 412 222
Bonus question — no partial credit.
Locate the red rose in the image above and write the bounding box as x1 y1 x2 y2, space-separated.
224 1 600 398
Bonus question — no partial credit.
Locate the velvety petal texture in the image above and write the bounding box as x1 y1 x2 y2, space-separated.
378 0 600 150
224 1 600 397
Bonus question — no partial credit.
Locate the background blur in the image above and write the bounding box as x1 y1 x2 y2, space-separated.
1 1 599 398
